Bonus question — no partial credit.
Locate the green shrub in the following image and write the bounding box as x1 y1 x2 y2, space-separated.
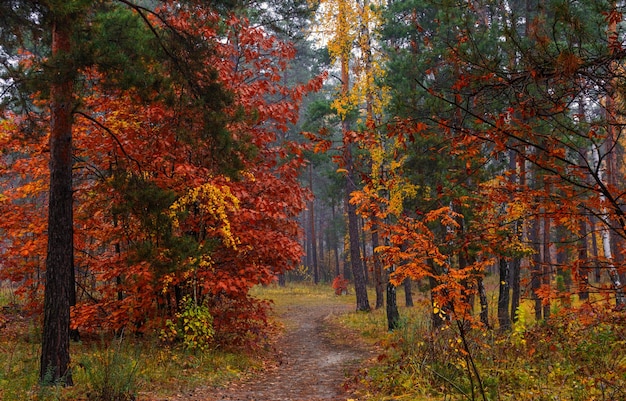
161 295 214 352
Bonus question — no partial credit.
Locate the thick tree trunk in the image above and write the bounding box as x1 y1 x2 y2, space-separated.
40 17 74 386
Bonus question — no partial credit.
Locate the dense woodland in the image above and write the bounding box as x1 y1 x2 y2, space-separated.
2 0 626 399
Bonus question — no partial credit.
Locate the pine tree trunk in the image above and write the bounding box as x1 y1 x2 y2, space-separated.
332 205 341 278
346 157 370 310
341 41 369 310
40 16 74 386
309 165 319 284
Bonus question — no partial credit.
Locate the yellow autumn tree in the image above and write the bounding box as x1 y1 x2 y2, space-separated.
312 0 397 315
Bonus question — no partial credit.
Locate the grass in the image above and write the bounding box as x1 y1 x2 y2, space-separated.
329 278 626 401
0 285 269 401
0 281 353 401
4 279 622 401
251 281 355 309
0 321 256 401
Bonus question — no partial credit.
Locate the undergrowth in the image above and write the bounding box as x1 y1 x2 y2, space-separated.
0 285 272 401
0 282 346 400
338 294 626 401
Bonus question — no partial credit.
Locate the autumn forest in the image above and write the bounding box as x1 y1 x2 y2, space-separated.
1 0 626 400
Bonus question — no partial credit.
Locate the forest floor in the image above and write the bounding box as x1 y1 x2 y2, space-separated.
156 294 376 401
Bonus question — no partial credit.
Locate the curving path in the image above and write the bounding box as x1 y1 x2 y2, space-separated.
196 301 372 401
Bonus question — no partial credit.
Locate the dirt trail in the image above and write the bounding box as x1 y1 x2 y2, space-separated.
194 300 373 401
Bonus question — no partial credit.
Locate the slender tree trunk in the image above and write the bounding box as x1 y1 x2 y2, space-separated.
592 144 625 306
477 276 490 328
371 220 385 309
309 165 319 284
591 216 601 283
510 257 521 321
509 150 522 323
578 216 590 300
386 266 400 330
542 206 551 320
603 5 625 307
531 216 543 321
332 205 341 278
346 156 370 310
342 238 352 280
341 39 370 310
360 218 369 284
497 257 511 330
305 212 312 270
41 16 74 386
404 278 413 307
429 273 445 329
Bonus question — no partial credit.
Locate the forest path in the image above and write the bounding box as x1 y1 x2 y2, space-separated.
191 294 374 401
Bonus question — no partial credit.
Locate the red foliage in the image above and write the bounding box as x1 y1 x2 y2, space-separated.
0 4 322 346
332 275 349 295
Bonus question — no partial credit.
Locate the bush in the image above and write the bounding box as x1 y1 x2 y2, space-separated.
161 296 214 353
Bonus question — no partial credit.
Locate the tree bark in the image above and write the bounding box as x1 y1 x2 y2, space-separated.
477 276 490 328
542 204 551 320
404 278 413 307
40 16 74 386
386 266 400 331
332 205 341 278
530 216 543 321
510 257 521 321
360 218 369 285
429 274 445 330
346 151 370 310
309 165 319 284
508 150 522 323
371 220 385 309
341 37 370 310
578 216 589 300
497 257 511 330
